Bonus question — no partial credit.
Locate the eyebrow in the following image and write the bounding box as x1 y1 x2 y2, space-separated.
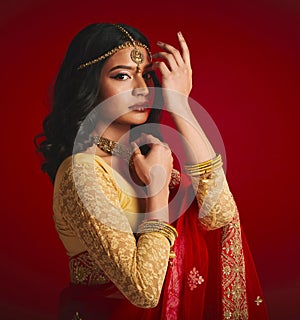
108 64 152 72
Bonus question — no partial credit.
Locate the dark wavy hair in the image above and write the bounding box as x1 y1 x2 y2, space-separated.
34 23 163 183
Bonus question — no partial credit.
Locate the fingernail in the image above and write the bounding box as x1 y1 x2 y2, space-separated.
157 41 163 45
131 142 138 149
178 31 183 38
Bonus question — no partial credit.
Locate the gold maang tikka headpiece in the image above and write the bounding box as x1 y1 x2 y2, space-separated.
77 24 152 72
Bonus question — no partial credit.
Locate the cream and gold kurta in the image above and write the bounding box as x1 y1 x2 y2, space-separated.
53 153 236 308
53 153 170 308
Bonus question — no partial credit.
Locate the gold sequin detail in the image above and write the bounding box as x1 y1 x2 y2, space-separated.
221 213 249 319
70 251 110 285
255 296 263 306
187 267 204 291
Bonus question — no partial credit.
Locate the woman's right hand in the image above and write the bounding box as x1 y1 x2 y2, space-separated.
131 133 173 196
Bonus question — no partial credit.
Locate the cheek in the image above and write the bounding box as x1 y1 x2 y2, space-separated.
99 85 115 102
100 83 132 102
97 95 128 119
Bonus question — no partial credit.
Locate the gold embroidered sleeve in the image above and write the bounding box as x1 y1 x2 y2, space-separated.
58 160 170 308
189 167 236 230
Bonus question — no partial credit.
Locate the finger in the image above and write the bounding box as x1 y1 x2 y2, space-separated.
161 142 171 150
156 41 184 66
142 133 165 141
152 61 171 77
132 135 147 146
131 142 142 155
177 32 191 68
152 52 178 71
133 134 161 148
141 133 162 145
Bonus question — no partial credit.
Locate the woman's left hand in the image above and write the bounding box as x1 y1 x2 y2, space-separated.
152 32 192 108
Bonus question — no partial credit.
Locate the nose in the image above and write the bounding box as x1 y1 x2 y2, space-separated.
132 76 150 97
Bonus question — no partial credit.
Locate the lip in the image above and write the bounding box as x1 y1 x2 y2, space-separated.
128 103 150 111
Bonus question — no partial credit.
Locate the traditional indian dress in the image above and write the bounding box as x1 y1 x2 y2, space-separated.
53 152 268 319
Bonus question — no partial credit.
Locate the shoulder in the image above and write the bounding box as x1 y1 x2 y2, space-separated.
53 153 113 194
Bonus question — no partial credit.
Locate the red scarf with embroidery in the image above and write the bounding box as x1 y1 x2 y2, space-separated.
58 173 268 320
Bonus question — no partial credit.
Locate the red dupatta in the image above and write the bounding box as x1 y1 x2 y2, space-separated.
157 173 268 319
58 172 268 320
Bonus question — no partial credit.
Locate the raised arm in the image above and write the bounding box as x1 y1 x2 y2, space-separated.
153 32 236 230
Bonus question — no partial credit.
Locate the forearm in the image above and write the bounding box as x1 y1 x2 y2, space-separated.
144 187 170 222
168 99 216 164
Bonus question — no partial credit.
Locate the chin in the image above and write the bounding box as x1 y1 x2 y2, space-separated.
115 110 151 126
129 110 151 124
131 116 150 125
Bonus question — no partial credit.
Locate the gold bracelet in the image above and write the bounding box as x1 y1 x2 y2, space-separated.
187 153 221 165
184 154 223 176
185 153 222 170
138 220 178 238
137 227 176 246
137 221 178 246
186 162 223 176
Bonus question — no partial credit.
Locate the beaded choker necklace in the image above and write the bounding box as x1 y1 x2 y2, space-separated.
92 136 132 163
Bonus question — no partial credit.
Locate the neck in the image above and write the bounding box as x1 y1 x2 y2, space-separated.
93 122 131 145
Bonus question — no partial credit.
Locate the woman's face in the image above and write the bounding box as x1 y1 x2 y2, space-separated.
97 47 154 127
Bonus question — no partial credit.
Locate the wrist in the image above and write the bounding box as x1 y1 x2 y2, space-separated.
145 189 169 222
146 184 170 198
164 92 190 112
144 208 169 223
168 102 192 119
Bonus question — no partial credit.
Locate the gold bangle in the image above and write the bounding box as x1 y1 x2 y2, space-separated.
185 153 222 169
184 154 223 176
137 221 178 246
186 162 223 176
186 153 222 168
138 221 178 239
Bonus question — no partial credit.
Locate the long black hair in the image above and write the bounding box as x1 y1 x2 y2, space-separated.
34 23 163 183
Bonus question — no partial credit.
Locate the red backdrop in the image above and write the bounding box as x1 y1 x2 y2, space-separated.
1 0 299 319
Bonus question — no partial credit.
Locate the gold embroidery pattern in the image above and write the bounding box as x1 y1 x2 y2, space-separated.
169 169 181 189
221 212 249 319
70 251 110 285
57 159 170 308
190 167 235 230
255 296 263 306
188 267 204 291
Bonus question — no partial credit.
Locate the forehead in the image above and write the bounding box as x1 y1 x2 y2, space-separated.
103 47 151 68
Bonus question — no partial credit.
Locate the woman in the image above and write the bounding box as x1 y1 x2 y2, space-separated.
35 23 268 319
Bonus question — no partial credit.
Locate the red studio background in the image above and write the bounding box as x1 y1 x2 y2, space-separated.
0 0 299 319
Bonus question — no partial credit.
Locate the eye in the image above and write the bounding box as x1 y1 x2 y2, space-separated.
143 72 153 80
112 73 131 80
